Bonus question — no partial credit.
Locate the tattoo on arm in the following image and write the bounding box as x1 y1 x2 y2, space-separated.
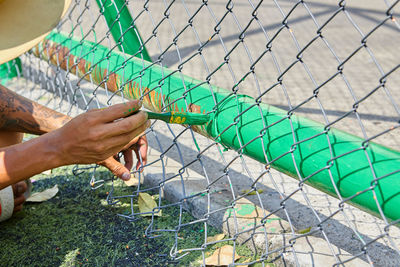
0 85 71 135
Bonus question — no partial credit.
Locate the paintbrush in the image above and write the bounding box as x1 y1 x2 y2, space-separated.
147 111 210 125
128 110 211 125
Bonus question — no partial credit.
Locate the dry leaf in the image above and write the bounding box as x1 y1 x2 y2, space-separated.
205 245 241 266
26 185 59 202
296 226 312 234
124 173 143 186
138 192 162 217
206 233 225 243
41 169 52 175
240 189 263 195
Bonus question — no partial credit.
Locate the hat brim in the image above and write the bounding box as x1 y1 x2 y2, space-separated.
0 0 71 65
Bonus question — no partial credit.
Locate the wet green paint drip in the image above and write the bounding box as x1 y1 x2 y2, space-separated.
225 208 233 218
193 137 201 152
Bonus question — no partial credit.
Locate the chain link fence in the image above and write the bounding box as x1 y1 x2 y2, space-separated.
2 0 400 266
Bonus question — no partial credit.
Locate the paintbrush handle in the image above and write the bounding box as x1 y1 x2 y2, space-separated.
147 111 210 125
146 112 173 123
125 110 210 125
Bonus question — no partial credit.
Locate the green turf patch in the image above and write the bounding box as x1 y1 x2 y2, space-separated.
0 165 266 266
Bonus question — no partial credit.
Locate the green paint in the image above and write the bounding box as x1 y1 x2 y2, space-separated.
235 204 256 216
192 136 202 152
34 32 400 222
147 111 210 125
264 218 281 223
225 208 233 218
270 227 276 233
0 58 22 85
128 110 210 125
123 107 137 116
95 0 151 61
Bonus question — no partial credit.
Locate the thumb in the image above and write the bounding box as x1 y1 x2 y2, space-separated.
99 157 131 181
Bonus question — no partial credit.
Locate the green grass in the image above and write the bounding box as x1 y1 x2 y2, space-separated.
0 166 266 266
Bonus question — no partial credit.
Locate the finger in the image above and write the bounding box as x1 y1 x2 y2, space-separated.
14 194 26 208
99 157 131 181
135 137 148 171
12 181 28 197
133 146 141 170
123 150 134 171
94 100 142 123
138 136 149 168
121 135 140 151
101 120 151 151
104 111 148 136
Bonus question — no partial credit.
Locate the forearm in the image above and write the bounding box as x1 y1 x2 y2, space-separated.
0 132 62 189
0 84 71 135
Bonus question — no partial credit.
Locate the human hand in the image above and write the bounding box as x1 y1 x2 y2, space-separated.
123 135 149 172
98 135 148 180
50 100 149 180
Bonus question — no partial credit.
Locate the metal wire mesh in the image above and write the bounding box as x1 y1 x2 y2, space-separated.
3 0 400 265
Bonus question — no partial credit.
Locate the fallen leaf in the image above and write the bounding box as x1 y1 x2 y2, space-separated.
26 185 59 202
206 233 225 243
205 245 241 266
240 189 263 195
124 173 143 186
41 169 52 175
296 226 312 234
138 193 162 217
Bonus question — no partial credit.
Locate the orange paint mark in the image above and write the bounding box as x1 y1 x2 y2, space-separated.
128 81 134 98
77 59 86 76
106 73 119 92
69 54 76 74
58 47 70 70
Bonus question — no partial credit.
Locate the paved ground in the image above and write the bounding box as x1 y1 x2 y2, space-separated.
7 0 400 266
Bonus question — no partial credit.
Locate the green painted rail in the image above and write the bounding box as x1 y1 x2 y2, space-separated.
96 0 151 61
0 58 22 85
34 31 400 222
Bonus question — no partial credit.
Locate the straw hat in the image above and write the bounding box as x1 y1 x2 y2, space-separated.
0 0 71 64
